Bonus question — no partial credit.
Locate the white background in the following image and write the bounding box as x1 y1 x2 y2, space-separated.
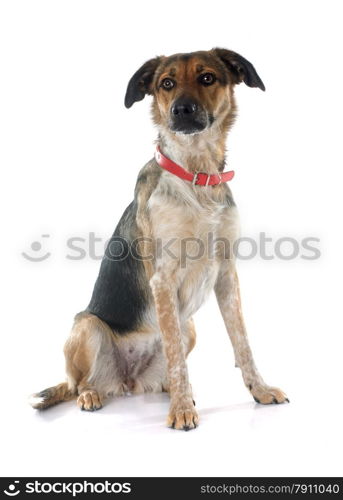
1 0 342 478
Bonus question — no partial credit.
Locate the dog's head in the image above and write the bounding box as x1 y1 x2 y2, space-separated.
124 48 265 135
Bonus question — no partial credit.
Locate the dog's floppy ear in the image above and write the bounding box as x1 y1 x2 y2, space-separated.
124 56 162 108
213 48 265 91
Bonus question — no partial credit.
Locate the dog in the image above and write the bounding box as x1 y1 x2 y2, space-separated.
30 48 288 430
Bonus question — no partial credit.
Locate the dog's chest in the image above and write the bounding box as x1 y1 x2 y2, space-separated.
148 172 239 317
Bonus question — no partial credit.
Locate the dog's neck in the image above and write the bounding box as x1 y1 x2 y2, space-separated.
157 125 227 175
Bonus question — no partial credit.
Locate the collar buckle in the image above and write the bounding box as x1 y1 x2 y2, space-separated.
192 171 199 186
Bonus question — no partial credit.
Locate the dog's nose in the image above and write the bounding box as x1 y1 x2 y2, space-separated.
171 99 198 116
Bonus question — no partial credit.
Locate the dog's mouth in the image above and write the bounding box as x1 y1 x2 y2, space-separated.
169 119 207 135
169 112 214 135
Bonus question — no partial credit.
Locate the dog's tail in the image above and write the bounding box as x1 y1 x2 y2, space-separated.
29 382 76 410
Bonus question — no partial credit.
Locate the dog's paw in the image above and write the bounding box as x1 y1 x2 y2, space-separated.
167 399 199 431
29 391 50 410
77 390 103 411
249 384 289 405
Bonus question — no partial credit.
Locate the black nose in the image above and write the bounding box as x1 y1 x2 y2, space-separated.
171 98 198 116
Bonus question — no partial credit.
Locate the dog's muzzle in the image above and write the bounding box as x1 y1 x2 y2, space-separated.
169 96 209 134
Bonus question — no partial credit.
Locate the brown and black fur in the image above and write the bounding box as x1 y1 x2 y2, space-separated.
30 48 288 430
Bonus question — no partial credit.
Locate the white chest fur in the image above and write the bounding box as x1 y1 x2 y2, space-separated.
148 171 239 320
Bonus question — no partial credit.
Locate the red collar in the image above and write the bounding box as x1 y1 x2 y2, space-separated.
154 146 234 186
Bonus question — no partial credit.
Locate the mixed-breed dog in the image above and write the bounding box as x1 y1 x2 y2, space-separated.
30 48 288 430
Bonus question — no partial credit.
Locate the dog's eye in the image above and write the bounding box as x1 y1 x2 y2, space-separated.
198 73 216 86
161 78 175 90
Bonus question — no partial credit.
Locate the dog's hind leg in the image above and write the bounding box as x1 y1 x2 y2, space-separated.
30 312 123 411
29 382 76 410
63 312 127 411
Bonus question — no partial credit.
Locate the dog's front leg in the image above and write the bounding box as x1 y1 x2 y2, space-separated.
215 262 289 404
150 267 198 430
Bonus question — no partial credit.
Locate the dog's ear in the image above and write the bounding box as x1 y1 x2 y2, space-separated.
124 57 162 108
213 48 265 91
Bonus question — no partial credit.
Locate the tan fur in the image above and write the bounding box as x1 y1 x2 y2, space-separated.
185 318 196 355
